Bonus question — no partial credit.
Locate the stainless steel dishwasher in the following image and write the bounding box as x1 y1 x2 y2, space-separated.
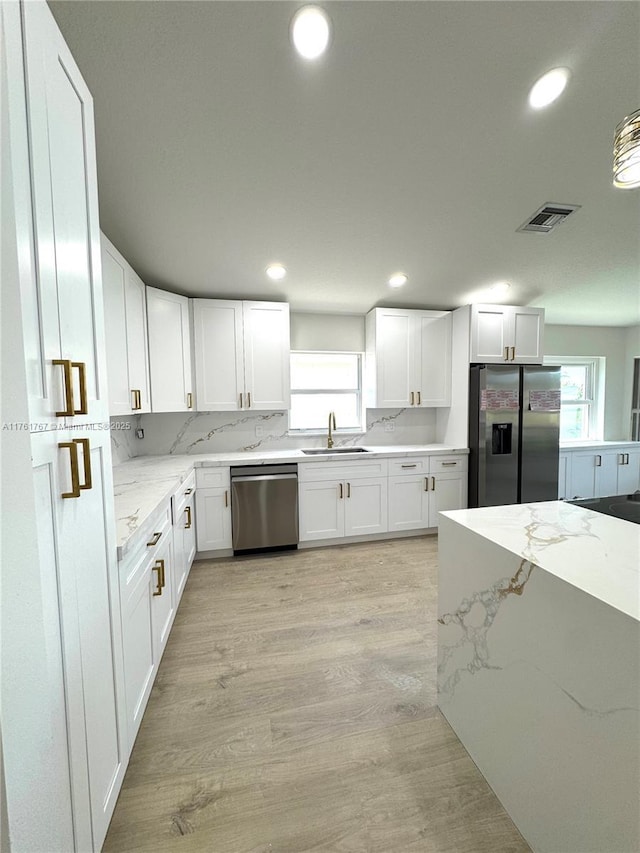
230 464 298 553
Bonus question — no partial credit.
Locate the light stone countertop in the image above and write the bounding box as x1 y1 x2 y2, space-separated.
113 444 469 561
560 439 638 450
440 500 640 621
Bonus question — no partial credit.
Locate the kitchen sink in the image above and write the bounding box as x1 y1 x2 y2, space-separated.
301 447 369 455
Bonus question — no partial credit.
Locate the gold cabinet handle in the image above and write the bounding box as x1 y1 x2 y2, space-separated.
410 391 415 406
72 361 88 414
424 477 429 492
152 559 164 596
510 346 516 361
185 505 192 529
441 461 458 467
416 391 421 405
146 531 162 547
239 392 243 408
59 441 81 498
131 389 142 411
401 464 417 468
53 359 76 417
595 455 602 467
184 487 193 495
187 392 193 409
73 437 92 490
626 453 630 465
347 482 351 498
338 483 343 499
431 476 436 490
503 347 509 361
224 490 229 508
247 392 251 408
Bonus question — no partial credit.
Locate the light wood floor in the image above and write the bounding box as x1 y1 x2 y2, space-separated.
104 536 530 853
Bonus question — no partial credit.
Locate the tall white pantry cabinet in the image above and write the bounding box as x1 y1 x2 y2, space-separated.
2 3 125 852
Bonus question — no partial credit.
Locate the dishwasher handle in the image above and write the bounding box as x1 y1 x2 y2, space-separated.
232 473 298 483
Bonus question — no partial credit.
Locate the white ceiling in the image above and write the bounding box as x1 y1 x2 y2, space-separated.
49 0 640 326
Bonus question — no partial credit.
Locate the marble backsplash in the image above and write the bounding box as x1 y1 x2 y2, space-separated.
110 407 437 461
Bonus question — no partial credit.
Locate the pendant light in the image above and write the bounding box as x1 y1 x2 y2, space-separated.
613 108 640 189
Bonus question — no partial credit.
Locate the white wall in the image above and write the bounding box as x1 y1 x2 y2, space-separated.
545 324 639 440
290 312 365 352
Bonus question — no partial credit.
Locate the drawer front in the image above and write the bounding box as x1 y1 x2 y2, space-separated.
298 459 388 482
173 470 196 519
195 467 231 489
387 457 430 476
429 454 468 474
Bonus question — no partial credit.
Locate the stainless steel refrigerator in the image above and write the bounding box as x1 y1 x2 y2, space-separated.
468 364 561 507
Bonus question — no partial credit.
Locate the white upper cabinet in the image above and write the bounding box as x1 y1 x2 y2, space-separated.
366 308 452 408
470 305 544 364
101 235 151 415
146 287 193 412
193 299 290 411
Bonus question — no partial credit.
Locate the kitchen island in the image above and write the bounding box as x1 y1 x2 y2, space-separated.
437 501 640 853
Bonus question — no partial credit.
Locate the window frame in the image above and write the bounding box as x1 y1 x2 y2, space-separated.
288 350 365 435
543 355 604 441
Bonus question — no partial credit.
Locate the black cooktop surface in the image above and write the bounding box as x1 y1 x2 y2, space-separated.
568 492 640 525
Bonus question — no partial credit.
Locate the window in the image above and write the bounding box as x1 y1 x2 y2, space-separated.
545 356 602 441
289 351 364 432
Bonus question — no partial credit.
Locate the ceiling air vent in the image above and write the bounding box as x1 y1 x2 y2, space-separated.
517 203 581 234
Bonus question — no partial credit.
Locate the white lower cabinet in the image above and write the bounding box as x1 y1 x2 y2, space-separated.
564 446 640 500
388 474 430 531
298 480 345 541
429 470 468 526
119 503 175 752
195 468 232 551
387 455 468 532
171 472 196 604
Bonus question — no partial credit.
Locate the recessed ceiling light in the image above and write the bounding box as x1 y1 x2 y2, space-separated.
388 273 408 288
528 67 570 109
291 6 331 60
490 281 511 296
266 264 287 281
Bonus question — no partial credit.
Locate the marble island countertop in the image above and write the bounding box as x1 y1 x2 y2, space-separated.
113 444 468 560
441 500 640 621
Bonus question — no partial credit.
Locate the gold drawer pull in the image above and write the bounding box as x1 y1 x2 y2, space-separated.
338 483 343 499
424 477 429 492
431 476 436 490
185 505 192 529
401 464 417 468
147 531 162 547
187 392 193 409
504 346 509 361
416 391 421 405
410 391 415 405
59 441 81 498
131 389 142 411
53 359 75 417
74 437 92 490
510 346 516 361
72 361 88 414
441 461 457 467
152 559 164 596
184 487 193 495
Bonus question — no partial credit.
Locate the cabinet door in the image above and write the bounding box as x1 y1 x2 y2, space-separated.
617 448 640 495
120 553 155 751
195 487 232 551
568 451 599 499
414 312 452 407
102 240 131 415
125 270 151 412
150 533 175 660
369 308 414 407
23 0 108 428
388 474 430 531
242 302 291 410
470 305 510 362
193 299 244 410
429 472 467 527
147 287 193 412
344 477 388 536
511 308 544 364
298 480 344 541
595 451 620 498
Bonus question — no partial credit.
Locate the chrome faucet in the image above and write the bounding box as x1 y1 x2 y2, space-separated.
327 411 337 448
